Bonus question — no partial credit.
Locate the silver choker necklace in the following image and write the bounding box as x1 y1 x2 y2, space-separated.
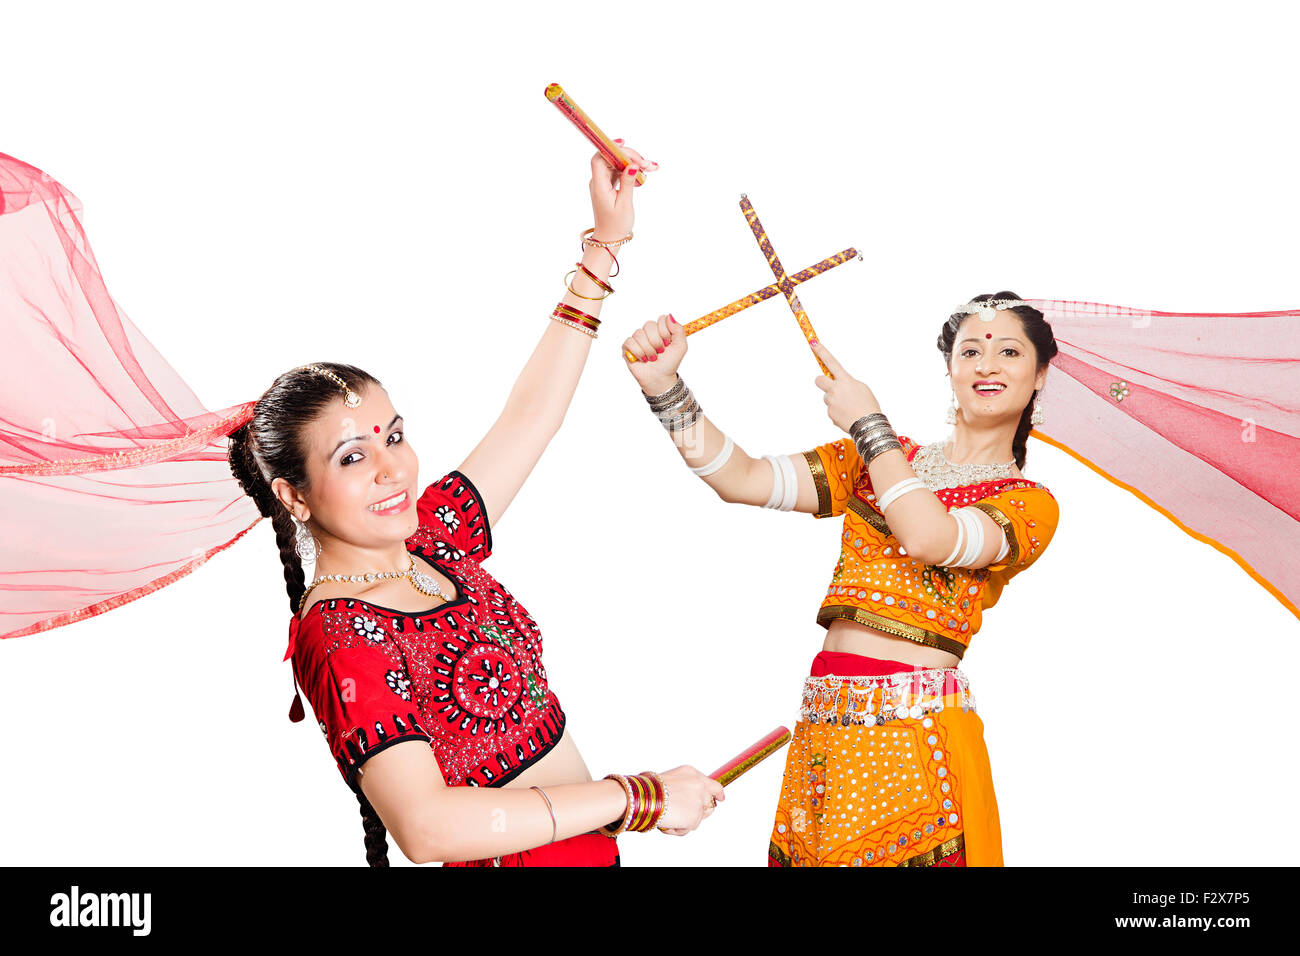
910 437 1019 491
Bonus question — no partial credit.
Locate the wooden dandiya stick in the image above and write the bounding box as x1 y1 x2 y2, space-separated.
622 247 861 364
739 194 833 377
710 726 792 787
544 83 646 186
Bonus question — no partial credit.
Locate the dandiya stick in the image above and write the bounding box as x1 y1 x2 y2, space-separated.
622 248 861 364
739 194 833 377
544 83 646 186
710 726 792 787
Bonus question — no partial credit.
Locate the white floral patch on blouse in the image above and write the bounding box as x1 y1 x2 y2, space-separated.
350 615 386 642
433 541 466 562
385 670 413 701
434 504 460 533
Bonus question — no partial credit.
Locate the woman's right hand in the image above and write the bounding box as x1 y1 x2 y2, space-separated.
623 314 688 396
650 765 726 835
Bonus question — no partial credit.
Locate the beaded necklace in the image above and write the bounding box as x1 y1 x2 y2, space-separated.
910 436 1018 492
297 553 449 615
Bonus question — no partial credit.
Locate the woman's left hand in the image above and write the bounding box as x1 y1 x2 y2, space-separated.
811 339 883 434
588 142 656 241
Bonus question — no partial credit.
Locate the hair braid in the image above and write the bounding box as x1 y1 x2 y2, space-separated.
227 363 395 865
357 791 392 867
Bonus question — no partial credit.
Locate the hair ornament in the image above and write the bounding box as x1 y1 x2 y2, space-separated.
954 298 1029 322
296 364 362 407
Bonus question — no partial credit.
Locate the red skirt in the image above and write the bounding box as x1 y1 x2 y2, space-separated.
443 830 620 867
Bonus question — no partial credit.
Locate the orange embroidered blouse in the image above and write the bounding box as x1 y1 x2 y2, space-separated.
801 434 1059 660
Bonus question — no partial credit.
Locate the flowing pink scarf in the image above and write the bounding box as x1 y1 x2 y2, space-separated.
1 153 1297 638
1026 299 1299 623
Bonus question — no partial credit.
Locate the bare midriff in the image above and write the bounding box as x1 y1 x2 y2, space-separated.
823 617 961 670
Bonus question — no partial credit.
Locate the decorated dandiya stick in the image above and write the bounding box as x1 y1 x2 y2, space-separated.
544 83 646 186
710 726 792 787
622 248 861 363
739 194 833 377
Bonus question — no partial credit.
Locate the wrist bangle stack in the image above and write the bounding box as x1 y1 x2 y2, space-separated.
849 412 902 464
600 772 669 836
551 301 600 339
645 375 701 432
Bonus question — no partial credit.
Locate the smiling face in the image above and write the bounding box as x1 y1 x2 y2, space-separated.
273 383 420 551
948 311 1047 423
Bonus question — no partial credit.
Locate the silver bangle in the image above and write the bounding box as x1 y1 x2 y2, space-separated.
661 404 701 431
645 376 686 409
530 785 557 845
849 413 890 439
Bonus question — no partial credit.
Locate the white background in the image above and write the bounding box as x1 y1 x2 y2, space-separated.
2 0 1297 867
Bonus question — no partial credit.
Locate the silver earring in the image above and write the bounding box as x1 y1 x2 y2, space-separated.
1030 393 1044 426
945 391 958 425
294 518 321 562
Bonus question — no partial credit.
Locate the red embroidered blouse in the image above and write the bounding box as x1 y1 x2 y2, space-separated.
284 470 566 793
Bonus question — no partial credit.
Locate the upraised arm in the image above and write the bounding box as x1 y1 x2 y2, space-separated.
621 316 826 516
457 146 657 531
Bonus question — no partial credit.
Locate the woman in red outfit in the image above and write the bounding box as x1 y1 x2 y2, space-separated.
227 146 724 866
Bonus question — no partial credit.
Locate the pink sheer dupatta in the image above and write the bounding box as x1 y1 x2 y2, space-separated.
1027 298 1300 623
0 152 260 639
2 153 1297 638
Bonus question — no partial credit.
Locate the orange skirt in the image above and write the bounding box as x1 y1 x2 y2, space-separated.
768 651 1002 867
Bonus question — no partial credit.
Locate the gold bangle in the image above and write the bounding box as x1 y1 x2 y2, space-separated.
626 774 651 833
564 269 613 301
553 302 601 328
581 227 633 249
549 314 598 338
600 774 634 836
577 262 615 294
639 771 668 831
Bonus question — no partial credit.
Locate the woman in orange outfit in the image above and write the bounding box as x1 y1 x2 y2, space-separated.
621 293 1061 866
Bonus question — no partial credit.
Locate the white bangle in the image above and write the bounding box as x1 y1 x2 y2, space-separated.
876 477 926 512
940 510 967 567
762 455 783 509
940 507 1009 567
690 434 735 476
957 508 984 566
777 454 798 511
761 454 799 511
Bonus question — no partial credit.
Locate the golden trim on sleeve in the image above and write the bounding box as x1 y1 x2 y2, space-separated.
802 449 833 519
969 500 1020 568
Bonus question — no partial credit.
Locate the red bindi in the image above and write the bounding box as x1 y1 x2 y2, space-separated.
985 333 992 338
373 425 381 433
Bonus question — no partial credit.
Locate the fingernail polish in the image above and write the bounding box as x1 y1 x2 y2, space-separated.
656 347 664 354
627 167 638 175
614 138 624 144
649 354 658 361
669 315 678 324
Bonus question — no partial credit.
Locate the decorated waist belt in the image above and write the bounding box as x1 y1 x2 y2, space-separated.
800 668 976 726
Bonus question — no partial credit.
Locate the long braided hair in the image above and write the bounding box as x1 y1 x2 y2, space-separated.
226 362 395 866
936 291 1058 472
